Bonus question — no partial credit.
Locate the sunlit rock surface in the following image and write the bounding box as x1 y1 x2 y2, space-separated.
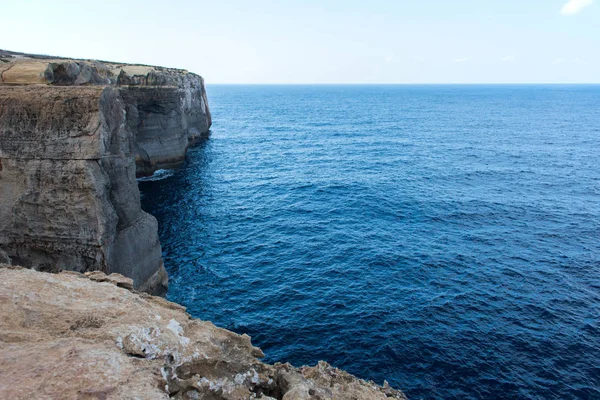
0 266 407 400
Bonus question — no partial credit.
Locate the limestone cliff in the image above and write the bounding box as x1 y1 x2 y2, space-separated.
0 50 212 293
0 266 407 400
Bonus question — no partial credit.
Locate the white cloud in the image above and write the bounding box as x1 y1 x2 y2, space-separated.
502 55 516 62
560 0 594 15
385 55 393 63
552 58 565 65
453 58 469 63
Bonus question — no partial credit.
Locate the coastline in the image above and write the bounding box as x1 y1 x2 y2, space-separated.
0 51 407 399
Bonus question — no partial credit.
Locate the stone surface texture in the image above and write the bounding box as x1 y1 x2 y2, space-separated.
0 266 407 400
0 50 211 293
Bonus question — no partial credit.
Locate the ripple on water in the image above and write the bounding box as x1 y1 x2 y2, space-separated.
140 85 600 400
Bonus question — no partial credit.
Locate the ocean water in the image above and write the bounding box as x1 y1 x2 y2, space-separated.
139 85 600 399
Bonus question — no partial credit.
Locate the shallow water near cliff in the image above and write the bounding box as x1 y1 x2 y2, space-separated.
139 85 600 399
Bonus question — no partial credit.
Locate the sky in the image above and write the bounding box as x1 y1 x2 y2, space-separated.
2 0 598 84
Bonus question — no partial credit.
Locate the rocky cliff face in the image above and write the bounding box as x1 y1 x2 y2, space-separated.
0 266 407 400
0 51 212 293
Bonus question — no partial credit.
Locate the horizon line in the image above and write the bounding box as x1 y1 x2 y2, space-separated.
206 82 600 85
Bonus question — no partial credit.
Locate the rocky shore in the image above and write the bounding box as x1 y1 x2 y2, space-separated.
0 266 407 399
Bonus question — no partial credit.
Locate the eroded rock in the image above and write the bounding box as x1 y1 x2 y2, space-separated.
0 50 211 292
0 266 407 400
0 248 10 264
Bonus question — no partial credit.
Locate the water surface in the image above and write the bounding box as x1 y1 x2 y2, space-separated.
140 85 600 399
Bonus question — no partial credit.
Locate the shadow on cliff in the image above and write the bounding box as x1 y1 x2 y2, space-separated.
137 133 215 281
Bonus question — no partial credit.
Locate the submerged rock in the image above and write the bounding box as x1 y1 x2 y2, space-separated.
0 50 211 293
0 266 407 400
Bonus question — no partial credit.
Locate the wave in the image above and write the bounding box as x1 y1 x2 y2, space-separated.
137 169 176 182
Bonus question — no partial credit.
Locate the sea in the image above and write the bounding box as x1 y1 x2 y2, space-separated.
139 85 600 399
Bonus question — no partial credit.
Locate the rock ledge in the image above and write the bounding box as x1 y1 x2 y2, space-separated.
0 266 407 400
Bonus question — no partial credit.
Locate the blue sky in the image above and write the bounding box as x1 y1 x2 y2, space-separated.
3 0 598 83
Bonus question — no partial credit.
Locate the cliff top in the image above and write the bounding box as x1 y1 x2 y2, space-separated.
0 265 406 399
0 49 197 86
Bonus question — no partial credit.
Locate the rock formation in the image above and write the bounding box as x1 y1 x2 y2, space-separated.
0 50 212 293
0 266 407 400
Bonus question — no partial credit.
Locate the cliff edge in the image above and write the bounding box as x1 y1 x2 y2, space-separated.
0 266 407 400
0 50 212 293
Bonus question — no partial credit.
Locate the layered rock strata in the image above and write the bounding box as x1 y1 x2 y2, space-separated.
0 266 407 400
0 51 211 293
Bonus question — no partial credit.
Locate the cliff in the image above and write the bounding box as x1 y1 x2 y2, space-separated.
0 50 212 293
0 266 407 400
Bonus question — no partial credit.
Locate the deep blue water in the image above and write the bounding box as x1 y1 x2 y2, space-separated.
139 85 600 400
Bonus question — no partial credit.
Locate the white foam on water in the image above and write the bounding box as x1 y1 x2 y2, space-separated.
137 169 175 182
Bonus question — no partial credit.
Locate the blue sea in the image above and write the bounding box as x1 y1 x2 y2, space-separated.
139 85 600 399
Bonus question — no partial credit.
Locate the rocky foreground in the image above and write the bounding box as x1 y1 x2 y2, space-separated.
0 50 211 294
0 266 407 399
